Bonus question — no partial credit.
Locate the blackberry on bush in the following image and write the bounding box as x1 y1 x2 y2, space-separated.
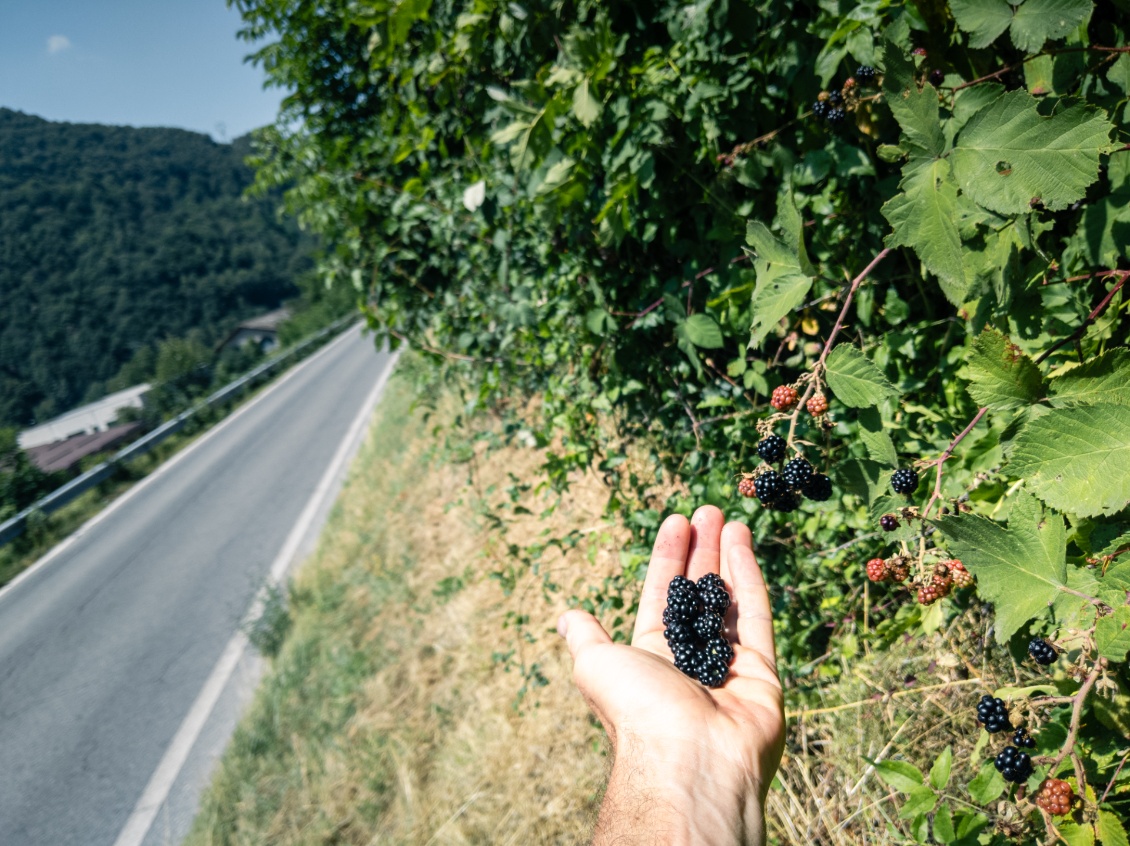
825 107 847 125
770 492 800 512
801 473 832 502
856 65 877 83
916 584 941 604
806 394 828 416
891 467 919 495
754 471 786 502
770 385 799 410
928 68 945 86
879 514 899 532
1029 638 1057 666
1012 727 1036 749
888 558 910 582
994 746 1033 784
947 559 973 588
737 477 756 498
782 457 814 489
757 435 787 463
977 695 1011 733
1035 779 1073 815
827 90 843 107
812 99 830 119
865 558 888 582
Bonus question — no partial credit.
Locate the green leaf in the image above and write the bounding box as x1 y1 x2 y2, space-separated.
1059 820 1096 846
964 329 1045 411
882 158 970 305
1099 810 1130 846
899 785 938 819
745 222 813 348
1009 0 1093 52
835 458 889 506
1097 530 1130 559
967 760 1007 804
950 0 1092 52
930 746 953 791
952 90 1114 214
880 41 946 157
933 804 956 844
950 0 1013 49
935 494 1067 642
682 314 725 349
859 408 898 467
825 345 899 408
1096 606 1130 663
572 78 602 127
1049 349 1130 408
1008 405 1130 518
873 759 926 793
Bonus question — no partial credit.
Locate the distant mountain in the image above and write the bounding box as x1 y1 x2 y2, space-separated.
0 108 312 427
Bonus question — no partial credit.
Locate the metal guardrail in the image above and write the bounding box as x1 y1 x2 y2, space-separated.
0 315 359 549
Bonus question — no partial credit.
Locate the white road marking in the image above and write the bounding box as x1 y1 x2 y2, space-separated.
0 326 360 610
112 347 399 846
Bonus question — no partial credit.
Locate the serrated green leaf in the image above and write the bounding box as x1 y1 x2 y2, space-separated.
1060 820 1096 846
825 345 899 408
682 314 724 349
899 784 938 819
860 427 898 467
935 494 1067 642
950 0 1012 49
1049 349 1130 408
880 41 946 157
930 746 953 791
964 329 1045 411
835 458 888 505
874 759 926 793
952 90 1114 214
967 760 1006 804
1096 606 1130 663
1009 0 1093 52
1008 405 1130 518
745 223 813 348
1099 810 1130 846
933 804 956 844
573 78 602 127
882 158 970 304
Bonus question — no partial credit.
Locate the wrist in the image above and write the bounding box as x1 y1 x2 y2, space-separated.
594 733 766 845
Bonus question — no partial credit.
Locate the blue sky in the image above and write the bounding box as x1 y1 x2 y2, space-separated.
0 1 284 140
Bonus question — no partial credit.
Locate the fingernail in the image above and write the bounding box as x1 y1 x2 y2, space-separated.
556 614 569 638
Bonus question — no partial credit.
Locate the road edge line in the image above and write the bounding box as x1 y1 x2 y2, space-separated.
112 348 399 846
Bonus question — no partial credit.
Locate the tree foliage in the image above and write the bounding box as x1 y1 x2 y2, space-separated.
232 0 1130 838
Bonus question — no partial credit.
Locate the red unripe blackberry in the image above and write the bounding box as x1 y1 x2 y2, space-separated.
737 477 757 498
879 514 899 532
917 584 941 604
946 559 973 588
1035 779 1073 815
931 564 953 593
912 46 927 57
865 558 888 582
888 558 910 582
806 394 828 416
770 385 799 410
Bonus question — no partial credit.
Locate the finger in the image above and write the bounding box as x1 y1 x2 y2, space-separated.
632 513 691 642
557 610 616 733
685 505 725 582
720 520 752 636
728 541 776 667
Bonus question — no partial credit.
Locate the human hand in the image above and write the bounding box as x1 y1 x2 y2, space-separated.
558 505 784 845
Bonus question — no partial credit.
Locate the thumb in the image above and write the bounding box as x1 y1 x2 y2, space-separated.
557 609 612 661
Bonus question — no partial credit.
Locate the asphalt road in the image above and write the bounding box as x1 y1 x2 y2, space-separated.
0 326 393 846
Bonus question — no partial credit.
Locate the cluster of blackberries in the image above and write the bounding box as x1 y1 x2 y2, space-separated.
663 574 734 688
995 746 1034 784
977 695 1011 734
865 556 909 584
1012 727 1036 748
891 467 919 495
812 90 847 124
742 437 832 513
1028 638 1058 666
1036 779 1074 815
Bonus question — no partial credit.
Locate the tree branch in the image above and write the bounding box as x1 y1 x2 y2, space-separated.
921 406 988 520
1035 270 1129 365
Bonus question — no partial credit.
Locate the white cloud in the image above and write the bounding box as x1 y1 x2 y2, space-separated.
46 35 72 55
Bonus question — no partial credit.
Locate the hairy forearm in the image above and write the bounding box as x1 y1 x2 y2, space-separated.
592 736 765 846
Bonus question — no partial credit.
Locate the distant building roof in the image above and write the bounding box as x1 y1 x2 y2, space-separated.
237 307 290 332
26 422 144 473
18 383 151 450
218 307 292 352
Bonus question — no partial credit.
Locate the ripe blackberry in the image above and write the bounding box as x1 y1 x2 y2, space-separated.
891 467 919 495
668 576 694 594
812 99 830 119
855 65 877 84
702 636 733 664
879 514 899 532
770 492 800 513
994 746 1033 784
947 559 973 589
693 612 723 639
928 68 945 87
671 642 699 677
865 558 888 582
698 573 724 591
664 621 695 645
782 457 814 490
770 385 798 410
1028 638 1057 666
757 435 787 463
1035 779 1073 815
699 585 731 615
1012 727 1036 749
827 90 843 107
664 590 702 622
976 695 1010 734
825 107 847 125
697 655 730 688
802 473 832 502
737 477 756 498
754 471 786 502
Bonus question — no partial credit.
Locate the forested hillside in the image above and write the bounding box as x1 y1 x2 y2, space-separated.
0 109 313 427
